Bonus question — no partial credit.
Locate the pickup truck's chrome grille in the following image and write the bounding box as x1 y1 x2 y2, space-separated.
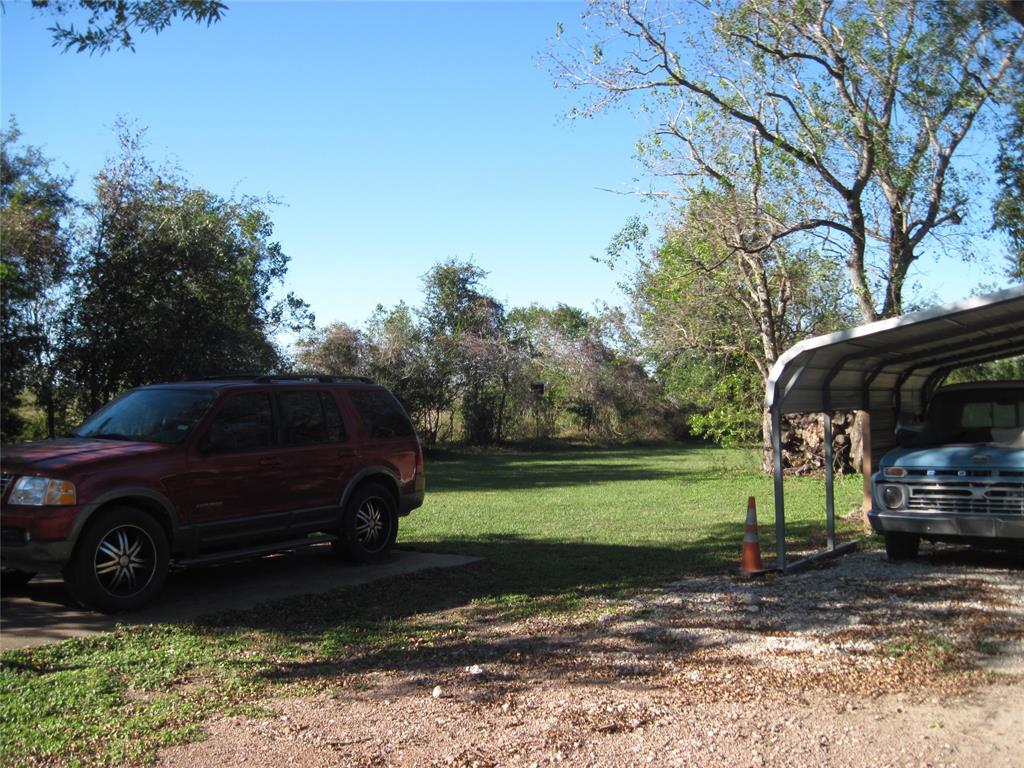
907 481 1024 515
0 473 12 496
905 468 1024 479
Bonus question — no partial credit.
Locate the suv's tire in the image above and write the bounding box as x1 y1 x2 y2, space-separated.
885 532 920 561
63 507 169 613
1 568 36 590
338 483 398 563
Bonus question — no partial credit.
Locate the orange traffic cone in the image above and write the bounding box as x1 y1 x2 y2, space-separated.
740 496 764 574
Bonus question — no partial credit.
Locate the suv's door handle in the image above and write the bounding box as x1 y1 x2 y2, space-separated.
337 449 359 459
259 457 282 467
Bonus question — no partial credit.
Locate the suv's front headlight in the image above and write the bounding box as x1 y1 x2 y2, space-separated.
10 477 77 506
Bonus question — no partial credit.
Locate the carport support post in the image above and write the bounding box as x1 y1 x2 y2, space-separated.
823 410 836 551
771 405 786 571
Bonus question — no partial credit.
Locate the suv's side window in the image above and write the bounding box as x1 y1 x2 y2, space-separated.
349 389 413 439
279 391 347 446
322 392 347 442
202 393 274 453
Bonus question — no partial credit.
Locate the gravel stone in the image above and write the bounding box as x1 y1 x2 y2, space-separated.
159 548 1024 768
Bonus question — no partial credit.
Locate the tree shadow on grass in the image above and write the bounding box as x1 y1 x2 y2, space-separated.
424 443 752 493
187 520 834 642
181 518 878 638
427 460 680 492
184 518 1023 694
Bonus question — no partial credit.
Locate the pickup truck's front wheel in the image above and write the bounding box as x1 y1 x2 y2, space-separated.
64 507 169 612
885 532 920 561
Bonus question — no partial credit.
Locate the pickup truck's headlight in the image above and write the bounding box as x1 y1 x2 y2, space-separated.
881 484 905 510
10 477 77 506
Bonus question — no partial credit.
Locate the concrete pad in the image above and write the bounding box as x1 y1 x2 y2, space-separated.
0 547 480 650
979 639 1024 675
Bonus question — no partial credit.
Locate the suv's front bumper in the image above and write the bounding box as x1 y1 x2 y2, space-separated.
1 503 81 573
868 509 1024 540
1 539 73 574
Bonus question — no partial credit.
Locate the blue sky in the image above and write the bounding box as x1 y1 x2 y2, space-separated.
1 0 1012 335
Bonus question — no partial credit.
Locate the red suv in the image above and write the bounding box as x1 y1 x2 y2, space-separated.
0 376 425 612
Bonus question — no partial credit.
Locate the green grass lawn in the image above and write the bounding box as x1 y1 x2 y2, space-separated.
0 444 864 766
402 444 864 598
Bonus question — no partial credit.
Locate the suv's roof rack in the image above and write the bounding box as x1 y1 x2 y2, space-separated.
254 374 378 385
197 374 379 385
196 374 263 381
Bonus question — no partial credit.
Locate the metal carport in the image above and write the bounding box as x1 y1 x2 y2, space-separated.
765 285 1024 572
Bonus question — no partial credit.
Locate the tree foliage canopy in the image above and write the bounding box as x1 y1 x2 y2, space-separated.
30 0 226 53
0 121 74 441
61 124 312 411
994 89 1024 278
554 0 1023 321
616 195 854 449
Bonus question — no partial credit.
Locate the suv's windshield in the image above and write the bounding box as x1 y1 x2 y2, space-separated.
75 389 215 444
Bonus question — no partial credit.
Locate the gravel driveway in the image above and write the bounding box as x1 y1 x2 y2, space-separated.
158 546 1024 768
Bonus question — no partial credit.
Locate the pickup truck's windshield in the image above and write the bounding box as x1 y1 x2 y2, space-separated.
74 389 215 445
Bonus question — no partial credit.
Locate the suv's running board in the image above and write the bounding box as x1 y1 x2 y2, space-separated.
173 534 340 568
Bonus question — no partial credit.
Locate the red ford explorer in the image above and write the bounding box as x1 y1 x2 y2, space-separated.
0 376 425 612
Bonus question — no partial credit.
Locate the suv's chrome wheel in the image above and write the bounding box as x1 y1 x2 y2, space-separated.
93 524 158 597
339 483 398 563
64 507 169 613
355 496 391 553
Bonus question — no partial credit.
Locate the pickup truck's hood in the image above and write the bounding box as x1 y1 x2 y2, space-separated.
1 438 171 474
881 443 1024 471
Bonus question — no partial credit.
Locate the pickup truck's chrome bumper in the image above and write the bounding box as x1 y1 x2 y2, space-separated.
868 509 1024 540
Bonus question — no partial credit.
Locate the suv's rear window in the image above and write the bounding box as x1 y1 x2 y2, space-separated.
349 390 414 439
279 391 347 445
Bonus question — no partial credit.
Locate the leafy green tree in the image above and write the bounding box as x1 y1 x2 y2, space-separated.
1 120 74 441
61 124 311 412
29 0 226 53
994 90 1024 279
508 304 667 442
359 302 440 436
945 355 1024 384
617 194 854 458
508 304 589 439
554 0 1023 321
294 321 362 375
419 259 523 445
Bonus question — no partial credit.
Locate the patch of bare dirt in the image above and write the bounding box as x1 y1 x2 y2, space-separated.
158 548 1024 767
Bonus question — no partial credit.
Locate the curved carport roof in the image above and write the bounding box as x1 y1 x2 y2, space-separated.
763 285 1024 572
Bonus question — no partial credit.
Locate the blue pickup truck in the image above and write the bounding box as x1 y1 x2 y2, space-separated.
868 381 1024 559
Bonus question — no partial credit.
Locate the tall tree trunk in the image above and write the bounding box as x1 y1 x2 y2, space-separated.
883 221 913 319
761 406 774 475
847 201 877 323
43 380 56 439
